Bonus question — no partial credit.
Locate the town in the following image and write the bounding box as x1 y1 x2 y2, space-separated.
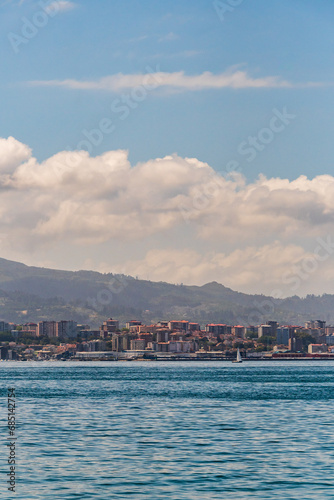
1 317 334 361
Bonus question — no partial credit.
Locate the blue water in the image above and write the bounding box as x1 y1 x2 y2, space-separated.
1 361 334 499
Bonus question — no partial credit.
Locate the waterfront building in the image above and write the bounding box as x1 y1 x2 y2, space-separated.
111 333 137 351
308 344 327 354
130 338 146 351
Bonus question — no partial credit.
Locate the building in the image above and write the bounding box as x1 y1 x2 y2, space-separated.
100 318 119 338
37 321 57 338
232 326 246 339
152 342 170 352
305 320 326 329
168 321 189 332
88 340 107 351
205 324 227 336
139 333 153 345
0 321 10 332
130 339 146 351
56 320 77 338
308 344 327 354
276 327 289 346
138 325 157 334
126 320 142 329
156 330 170 342
189 323 201 331
267 321 278 336
289 337 303 352
169 341 194 353
157 321 169 328
111 333 137 351
258 325 272 338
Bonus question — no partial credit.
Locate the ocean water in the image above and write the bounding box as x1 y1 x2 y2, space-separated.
1 360 334 500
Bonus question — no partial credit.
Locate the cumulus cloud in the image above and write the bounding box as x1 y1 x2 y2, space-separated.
0 136 31 174
1 136 334 295
112 244 315 294
29 68 306 92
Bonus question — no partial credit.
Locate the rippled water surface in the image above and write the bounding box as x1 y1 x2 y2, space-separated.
1 361 334 499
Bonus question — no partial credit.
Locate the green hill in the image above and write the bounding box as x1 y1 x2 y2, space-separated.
0 257 332 328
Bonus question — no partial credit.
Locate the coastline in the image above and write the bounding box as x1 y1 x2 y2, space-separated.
4 356 334 362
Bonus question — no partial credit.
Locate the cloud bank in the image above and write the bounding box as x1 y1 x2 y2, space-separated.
1 136 334 296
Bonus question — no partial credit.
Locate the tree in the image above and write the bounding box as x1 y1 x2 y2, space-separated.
257 335 275 347
246 331 258 340
0 332 14 342
294 331 316 350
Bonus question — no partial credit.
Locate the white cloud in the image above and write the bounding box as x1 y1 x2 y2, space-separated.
29 68 313 93
111 244 311 292
48 1 77 13
1 136 334 295
0 136 31 174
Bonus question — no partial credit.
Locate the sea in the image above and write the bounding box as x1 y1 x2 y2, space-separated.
1 360 334 500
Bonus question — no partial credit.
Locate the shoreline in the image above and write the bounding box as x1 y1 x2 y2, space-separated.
6 356 334 363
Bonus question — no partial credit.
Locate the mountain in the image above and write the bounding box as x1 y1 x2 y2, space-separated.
0 257 333 328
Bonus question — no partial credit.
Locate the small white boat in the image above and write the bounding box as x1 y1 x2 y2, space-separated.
232 347 242 363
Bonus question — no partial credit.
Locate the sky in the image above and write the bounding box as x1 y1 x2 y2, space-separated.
1 0 334 297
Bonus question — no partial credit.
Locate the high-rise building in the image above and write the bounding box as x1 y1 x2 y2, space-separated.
267 321 278 336
258 325 272 338
0 321 10 332
305 320 326 329
232 326 246 338
276 327 289 346
37 321 57 337
100 318 120 338
205 324 227 336
56 321 77 338
168 320 189 332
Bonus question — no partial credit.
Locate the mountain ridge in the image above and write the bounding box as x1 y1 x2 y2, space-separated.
0 257 333 328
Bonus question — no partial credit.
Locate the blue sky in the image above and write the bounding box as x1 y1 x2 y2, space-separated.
1 0 334 297
2 0 334 180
